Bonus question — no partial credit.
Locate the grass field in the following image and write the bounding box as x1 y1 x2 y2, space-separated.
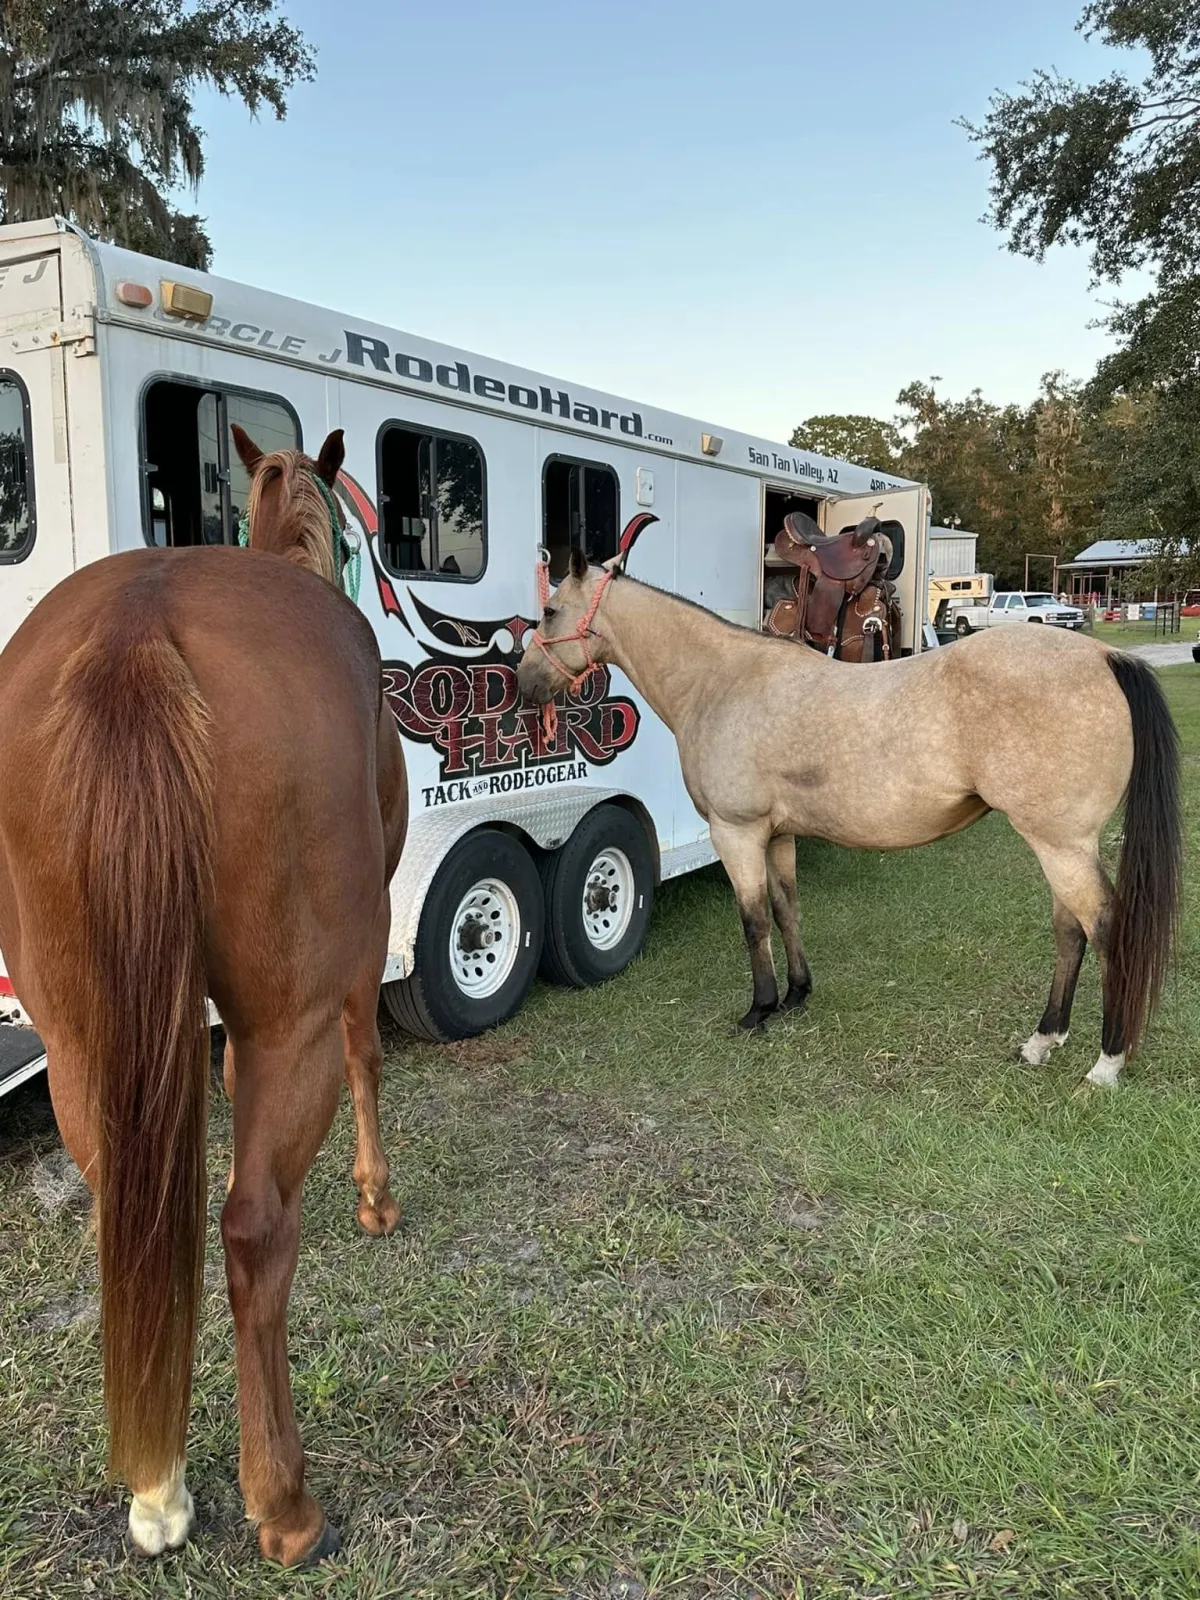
1090 618 1197 647
2 670 1199 1600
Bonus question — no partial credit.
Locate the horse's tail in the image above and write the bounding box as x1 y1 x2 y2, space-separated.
48 601 214 1488
1105 651 1182 1055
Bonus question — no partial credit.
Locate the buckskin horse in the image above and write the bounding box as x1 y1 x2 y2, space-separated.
0 427 408 1565
517 543 1180 1086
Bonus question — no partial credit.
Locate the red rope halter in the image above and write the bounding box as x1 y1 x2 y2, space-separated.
530 556 614 743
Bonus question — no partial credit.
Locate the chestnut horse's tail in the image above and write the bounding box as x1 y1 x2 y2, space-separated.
48 604 214 1489
1106 652 1182 1055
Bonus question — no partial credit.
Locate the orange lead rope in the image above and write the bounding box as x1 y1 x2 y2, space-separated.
535 554 558 744
530 517 656 747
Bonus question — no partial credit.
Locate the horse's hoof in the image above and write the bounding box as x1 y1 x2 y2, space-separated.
1078 1073 1120 1095
777 986 811 1015
357 1193 402 1237
128 1477 196 1557
257 1495 335 1567
1084 1052 1124 1089
303 1520 342 1566
1018 1031 1066 1067
736 1006 775 1032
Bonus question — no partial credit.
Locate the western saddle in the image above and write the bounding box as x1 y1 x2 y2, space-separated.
764 511 903 662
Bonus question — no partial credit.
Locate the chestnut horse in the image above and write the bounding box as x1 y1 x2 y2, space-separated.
0 428 407 1565
518 546 1181 1087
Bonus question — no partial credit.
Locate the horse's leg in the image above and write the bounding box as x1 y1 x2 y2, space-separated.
1022 839 1122 1085
342 906 401 1237
711 820 777 1030
766 835 812 1012
221 1024 343 1567
1020 895 1087 1065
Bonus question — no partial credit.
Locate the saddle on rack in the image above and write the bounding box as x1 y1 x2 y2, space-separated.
765 511 903 663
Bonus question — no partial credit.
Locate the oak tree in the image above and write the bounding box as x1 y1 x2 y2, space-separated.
0 0 314 269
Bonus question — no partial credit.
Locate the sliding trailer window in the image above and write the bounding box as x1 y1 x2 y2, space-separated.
543 456 619 579
376 421 486 580
0 371 34 563
141 379 300 547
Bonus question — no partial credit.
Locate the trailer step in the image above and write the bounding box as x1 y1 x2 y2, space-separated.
0 1025 47 1094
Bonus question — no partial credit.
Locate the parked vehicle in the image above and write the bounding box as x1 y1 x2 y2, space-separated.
0 217 934 1093
928 571 993 632
950 592 1086 636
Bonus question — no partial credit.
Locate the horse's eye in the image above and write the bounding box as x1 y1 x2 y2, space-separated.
543 606 556 621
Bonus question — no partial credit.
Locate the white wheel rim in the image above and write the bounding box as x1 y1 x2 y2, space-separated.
580 848 635 951
449 878 521 999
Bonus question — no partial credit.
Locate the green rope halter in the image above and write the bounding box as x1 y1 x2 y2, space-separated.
237 470 361 606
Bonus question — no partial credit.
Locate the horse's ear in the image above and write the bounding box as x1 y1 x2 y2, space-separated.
316 428 345 488
231 423 263 474
606 512 659 574
568 545 589 581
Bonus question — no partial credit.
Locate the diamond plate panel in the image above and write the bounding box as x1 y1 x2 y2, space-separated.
659 834 719 880
386 784 634 975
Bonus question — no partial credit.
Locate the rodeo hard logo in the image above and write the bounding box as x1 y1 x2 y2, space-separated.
333 474 641 807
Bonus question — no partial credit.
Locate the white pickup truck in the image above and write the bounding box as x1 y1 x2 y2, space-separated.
949 592 1086 636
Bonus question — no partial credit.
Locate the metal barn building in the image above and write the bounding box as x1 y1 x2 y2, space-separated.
928 525 978 577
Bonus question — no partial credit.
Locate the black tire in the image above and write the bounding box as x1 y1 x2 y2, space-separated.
382 829 544 1041
1028 615 1044 624
539 805 655 987
954 616 972 637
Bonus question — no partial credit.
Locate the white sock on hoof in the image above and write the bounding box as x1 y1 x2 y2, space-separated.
1085 1051 1125 1088
128 1468 195 1556
1020 1030 1067 1067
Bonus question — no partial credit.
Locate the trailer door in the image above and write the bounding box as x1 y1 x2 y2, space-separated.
0 246 77 653
821 485 930 652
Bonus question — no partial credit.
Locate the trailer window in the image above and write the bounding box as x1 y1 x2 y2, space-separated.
226 392 302 531
142 379 300 547
377 423 485 580
543 457 619 579
0 372 33 563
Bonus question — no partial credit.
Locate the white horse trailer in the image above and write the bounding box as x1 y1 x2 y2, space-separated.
0 217 930 1092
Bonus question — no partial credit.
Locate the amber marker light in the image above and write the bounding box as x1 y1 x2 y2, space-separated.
159 281 214 320
114 281 153 309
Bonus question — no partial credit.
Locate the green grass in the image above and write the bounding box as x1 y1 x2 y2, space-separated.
2 670 1200 1599
1090 618 1195 646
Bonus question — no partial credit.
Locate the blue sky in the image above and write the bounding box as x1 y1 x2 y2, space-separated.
191 0 1125 442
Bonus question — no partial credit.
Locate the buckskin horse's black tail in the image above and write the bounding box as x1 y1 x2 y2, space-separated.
1106 652 1182 1055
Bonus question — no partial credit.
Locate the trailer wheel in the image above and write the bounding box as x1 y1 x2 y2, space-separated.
954 616 972 637
383 830 543 1041
539 805 655 987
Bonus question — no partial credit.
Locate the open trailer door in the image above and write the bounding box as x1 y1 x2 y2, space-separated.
822 484 930 652
0 227 79 656
0 226 76 1093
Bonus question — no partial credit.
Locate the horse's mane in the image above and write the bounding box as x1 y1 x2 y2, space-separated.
617 571 777 639
245 450 337 585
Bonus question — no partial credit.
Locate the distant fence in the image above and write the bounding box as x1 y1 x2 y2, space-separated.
1092 600 1181 633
